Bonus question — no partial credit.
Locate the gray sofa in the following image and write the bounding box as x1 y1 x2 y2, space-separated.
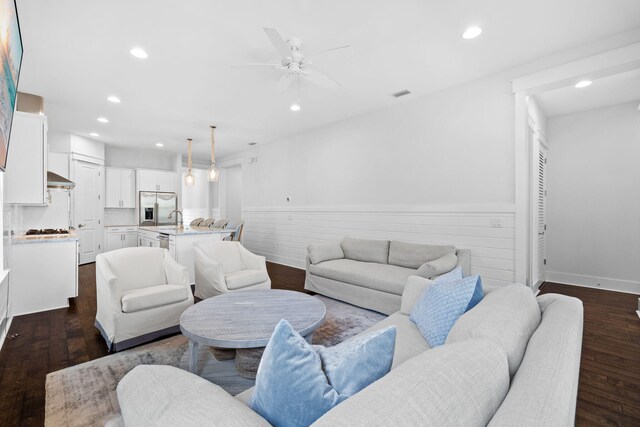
305 237 471 314
116 280 583 426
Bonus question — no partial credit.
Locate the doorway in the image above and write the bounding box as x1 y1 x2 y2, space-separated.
72 160 104 264
223 165 243 222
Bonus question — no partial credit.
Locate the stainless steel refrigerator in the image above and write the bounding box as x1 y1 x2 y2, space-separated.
139 192 178 226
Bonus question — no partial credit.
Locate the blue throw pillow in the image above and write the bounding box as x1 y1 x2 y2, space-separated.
250 320 396 427
410 275 483 347
435 266 463 282
435 267 483 311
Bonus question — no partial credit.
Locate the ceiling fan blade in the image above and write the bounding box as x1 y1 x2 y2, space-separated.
263 27 293 61
230 63 284 69
306 45 352 60
301 69 341 89
276 72 296 93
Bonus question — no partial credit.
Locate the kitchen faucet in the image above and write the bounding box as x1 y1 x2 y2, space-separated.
168 209 184 228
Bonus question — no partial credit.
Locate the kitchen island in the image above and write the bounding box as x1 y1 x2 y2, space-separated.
11 232 79 316
138 226 232 282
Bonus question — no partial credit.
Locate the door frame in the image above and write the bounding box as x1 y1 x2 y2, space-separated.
70 158 105 264
512 41 640 287
529 131 548 291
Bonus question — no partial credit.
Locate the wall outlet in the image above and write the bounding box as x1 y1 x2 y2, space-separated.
490 218 502 228
287 215 293 221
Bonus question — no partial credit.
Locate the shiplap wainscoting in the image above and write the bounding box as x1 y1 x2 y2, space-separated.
242 205 516 287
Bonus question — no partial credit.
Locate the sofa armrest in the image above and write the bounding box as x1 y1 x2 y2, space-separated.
118 365 271 426
163 250 190 286
455 249 471 277
96 255 122 311
194 246 228 295
239 245 267 271
401 275 434 315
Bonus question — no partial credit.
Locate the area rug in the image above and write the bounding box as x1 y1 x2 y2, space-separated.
45 295 386 427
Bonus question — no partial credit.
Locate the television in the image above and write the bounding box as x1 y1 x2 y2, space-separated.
0 0 23 172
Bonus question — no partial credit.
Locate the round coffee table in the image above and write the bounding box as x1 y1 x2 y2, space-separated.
180 289 326 379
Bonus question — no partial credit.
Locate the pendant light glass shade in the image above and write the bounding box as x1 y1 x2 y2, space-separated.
184 138 195 186
208 125 219 182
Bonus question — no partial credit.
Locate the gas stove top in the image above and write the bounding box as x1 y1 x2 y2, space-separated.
25 228 70 236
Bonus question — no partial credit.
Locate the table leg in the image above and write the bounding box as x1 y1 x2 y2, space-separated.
188 340 200 374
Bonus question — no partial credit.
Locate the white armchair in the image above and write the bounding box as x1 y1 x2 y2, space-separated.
95 247 194 351
194 241 271 299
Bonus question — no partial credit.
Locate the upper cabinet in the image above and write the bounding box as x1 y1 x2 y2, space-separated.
137 169 176 193
4 112 48 205
105 167 135 208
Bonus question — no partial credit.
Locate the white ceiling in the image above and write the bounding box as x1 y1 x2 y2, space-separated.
16 0 640 160
535 69 640 117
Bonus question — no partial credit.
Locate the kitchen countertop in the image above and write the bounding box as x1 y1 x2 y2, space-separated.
138 226 232 236
105 224 138 228
12 231 80 245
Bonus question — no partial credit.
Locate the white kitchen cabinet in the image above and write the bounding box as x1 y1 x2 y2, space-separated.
4 112 47 205
105 226 138 251
105 168 135 208
137 169 176 193
10 240 78 316
137 228 160 248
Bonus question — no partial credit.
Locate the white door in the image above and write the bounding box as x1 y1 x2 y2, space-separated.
536 145 548 285
73 161 104 264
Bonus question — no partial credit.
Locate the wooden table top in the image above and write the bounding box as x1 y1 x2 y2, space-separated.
180 289 326 349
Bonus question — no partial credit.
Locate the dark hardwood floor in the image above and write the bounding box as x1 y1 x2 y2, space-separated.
0 263 637 426
539 282 640 427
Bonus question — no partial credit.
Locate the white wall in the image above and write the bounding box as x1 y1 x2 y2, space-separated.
224 165 242 222
181 167 210 225
219 74 517 286
105 145 175 171
546 101 640 293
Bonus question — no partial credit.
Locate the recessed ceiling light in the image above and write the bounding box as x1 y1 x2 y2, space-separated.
462 26 483 40
107 95 121 103
574 80 592 88
290 103 301 112
97 117 109 123
155 142 164 147
129 47 148 59
90 132 99 137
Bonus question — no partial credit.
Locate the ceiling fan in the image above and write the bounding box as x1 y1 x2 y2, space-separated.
232 27 350 93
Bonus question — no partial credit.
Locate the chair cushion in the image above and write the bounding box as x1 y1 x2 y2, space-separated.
308 259 416 295
341 237 390 264
446 284 541 377
416 253 458 278
250 320 396 427
121 285 189 313
225 269 270 290
103 247 167 291
196 241 244 274
308 242 344 265
388 241 456 269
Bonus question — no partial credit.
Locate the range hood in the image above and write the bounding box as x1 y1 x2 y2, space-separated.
47 171 75 190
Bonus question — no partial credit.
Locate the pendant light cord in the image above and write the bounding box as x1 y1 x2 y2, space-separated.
210 125 216 165
187 138 193 173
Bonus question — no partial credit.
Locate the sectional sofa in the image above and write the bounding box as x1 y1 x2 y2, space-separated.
305 237 471 314
116 278 584 426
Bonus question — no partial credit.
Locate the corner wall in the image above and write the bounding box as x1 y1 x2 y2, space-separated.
221 74 517 286
546 102 640 293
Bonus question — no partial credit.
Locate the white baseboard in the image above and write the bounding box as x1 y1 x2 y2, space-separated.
546 271 640 295
0 316 13 352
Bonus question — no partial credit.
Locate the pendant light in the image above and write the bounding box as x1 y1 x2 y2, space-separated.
184 138 195 186
207 125 220 182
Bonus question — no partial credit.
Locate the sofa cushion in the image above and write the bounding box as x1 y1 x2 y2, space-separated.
360 312 430 368
388 241 455 269
308 259 416 295
446 284 541 377
225 269 269 290
312 338 509 427
416 253 458 278
121 285 189 313
104 247 167 291
308 242 344 265
117 365 270 426
195 242 244 274
341 237 390 264
410 275 481 347
250 320 396 427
